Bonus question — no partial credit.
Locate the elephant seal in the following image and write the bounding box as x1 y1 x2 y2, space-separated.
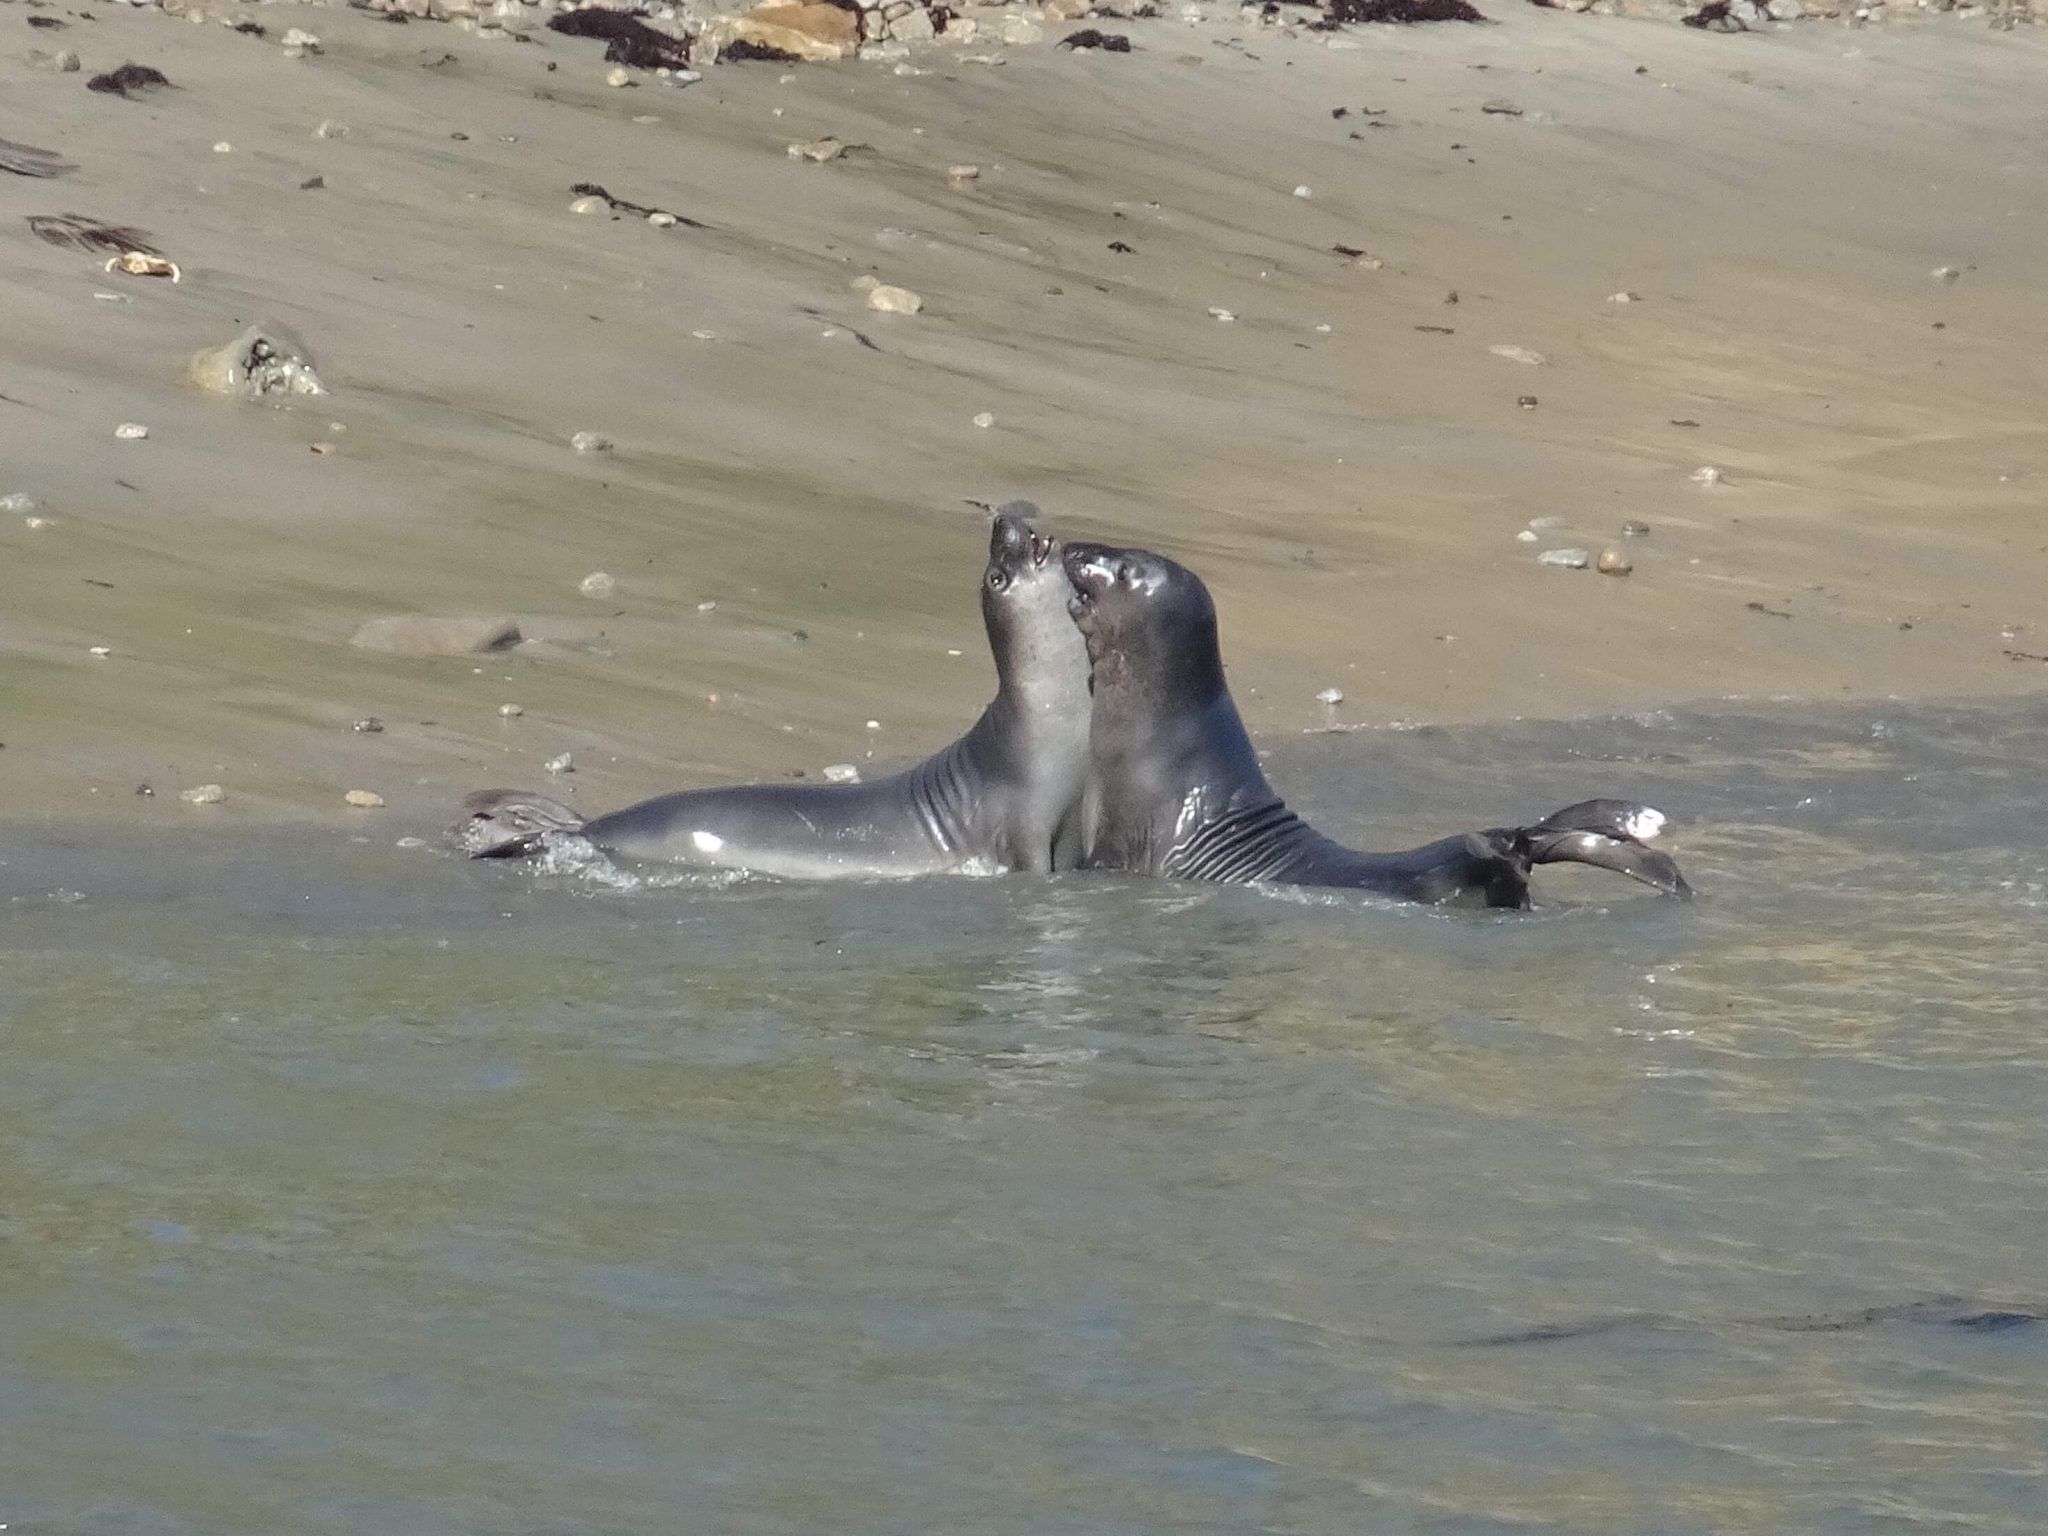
458 508 1092 877
1061 540 1691 907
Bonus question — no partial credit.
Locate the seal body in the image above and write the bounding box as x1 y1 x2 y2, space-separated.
461 510 1092 877
1062 541 1690 907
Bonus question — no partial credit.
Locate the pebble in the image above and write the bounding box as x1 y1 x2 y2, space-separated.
213 141 233 154
344 789 385 809
498 702 524 717
570 196 608 215
352 717 385 733
1488 344 1547 366
1293 184 1312 198
822 763 861 784
571 431 614 454
866 284 923 314
1315 687 1344 705
180 784 226 805
350 615 521 655
972 411 996 429
948 164 981 180
1596 549 1632 576
25 516 50 530
865 719 882 731
544 753 575 776
114 422 149 440
578 571 618 597
280 26 321 54
1537 547 1591 569
1606 291 1639 304
1622 519 1652 537
316 120 349 139
647 211 677 228
1208 306 1235 322
88 645 112 657
0 493 35 513
1691 465 1723 485
607 66 633 87
1932 265 1961 283
1515 529 1538 543
789 137 847 162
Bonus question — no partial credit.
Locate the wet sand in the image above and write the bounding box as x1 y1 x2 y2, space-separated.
5 4 2046 826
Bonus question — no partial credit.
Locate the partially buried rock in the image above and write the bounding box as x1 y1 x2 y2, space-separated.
570 430 613 453
180 783 226 805
350 615 522 655
578 571 617 597
821 763 861 784
1537 547 1590 569
1596 549 1632 576
344 789 385 808
717 3 857 62
189 324 326 399
866 284 923 314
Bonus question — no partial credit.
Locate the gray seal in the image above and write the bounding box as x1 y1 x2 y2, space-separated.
1061 540 1692 907
459 508 1093 877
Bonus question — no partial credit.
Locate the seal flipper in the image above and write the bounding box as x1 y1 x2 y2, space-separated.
454 788 587 858
1502 799 1693 898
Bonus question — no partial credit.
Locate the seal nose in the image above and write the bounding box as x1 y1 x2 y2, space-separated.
990 512 1031 562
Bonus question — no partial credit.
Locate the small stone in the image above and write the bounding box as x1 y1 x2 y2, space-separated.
498 702 524 717
1208 306 1235 322
544 753 574 775
25 516 50 529
822 762 861 784
280 26 321 52
1293 184 1312 198
647 211 677 228
866 284 923 314
1596 549 1632 576
865 719 882 731
1315 687 1343 705
344 789 386 808
1516 529 1538 543
570 430 614 454
1621 519 1652 537
570 195 607 215
578 571 618 597
1691 465 1723 485
114 422 149 440
789 137 847 161
948 163 981 180
180 784 226 805
352 717 385 733
1537 547 1591 569
607 65 633 86
1606 290 1638 304
350 615 522 655
88 645 112 657
1932 265 1961 283
1489 344 1547 366
1517 395 1539 409
213 141 233 154
972 411 996 428
1481 99 1524 115
316 119 349 139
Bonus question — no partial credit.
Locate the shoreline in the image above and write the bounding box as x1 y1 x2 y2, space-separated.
5 2 2046 826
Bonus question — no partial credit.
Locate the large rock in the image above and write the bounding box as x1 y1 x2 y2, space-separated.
350 615 522 655
718 2 860 59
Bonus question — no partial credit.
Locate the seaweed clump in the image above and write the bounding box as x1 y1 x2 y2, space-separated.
546 8 693 69
1312 0 1486 23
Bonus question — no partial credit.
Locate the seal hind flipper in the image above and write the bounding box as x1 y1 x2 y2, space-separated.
455 788 587 858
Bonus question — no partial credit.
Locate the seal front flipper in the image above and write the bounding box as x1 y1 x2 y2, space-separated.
454 788 587 858
1513 799 1693 898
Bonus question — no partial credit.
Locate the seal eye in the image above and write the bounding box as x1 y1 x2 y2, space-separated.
985 568 1010 593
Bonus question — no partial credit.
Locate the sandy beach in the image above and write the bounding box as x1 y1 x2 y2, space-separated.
5 0 2046 827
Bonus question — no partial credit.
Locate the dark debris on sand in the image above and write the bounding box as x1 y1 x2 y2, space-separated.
720 37 803 62
87 63 172 97
0 136 76 179
569 181 706 228
545 8 693 70
1060 27 1133 49
26 213 160 254
1310 0 1486 23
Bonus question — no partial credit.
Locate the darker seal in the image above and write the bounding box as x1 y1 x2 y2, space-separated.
459 508 1092 877
1062 540 1691 907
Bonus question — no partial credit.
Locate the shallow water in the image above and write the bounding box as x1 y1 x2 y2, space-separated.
5 697 2047 1535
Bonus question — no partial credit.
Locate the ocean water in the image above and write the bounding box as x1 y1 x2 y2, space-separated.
4 697 2045 1535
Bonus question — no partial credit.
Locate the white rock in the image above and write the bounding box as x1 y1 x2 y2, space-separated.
344 789 385 808
578 571 618 597
972 411 996 428
647 211 677 228
571 431 614 453
1516 529 1538 543
1488 344 1547 366
281 26 321 52
866 284 924 314
88 645 112 657
948 163 981 180
1537 547 1591 569
1691 465 1723 485
544 752 574 775
1293 184 1312 198
499 702 524 717
1316 687 1343 704
181 784 226 805
822 763 861 783
1208 306 1235 322
1606 290 1638 304
213 141 233 154
570 195 607 214
607 65 633 87
114 422 148 440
